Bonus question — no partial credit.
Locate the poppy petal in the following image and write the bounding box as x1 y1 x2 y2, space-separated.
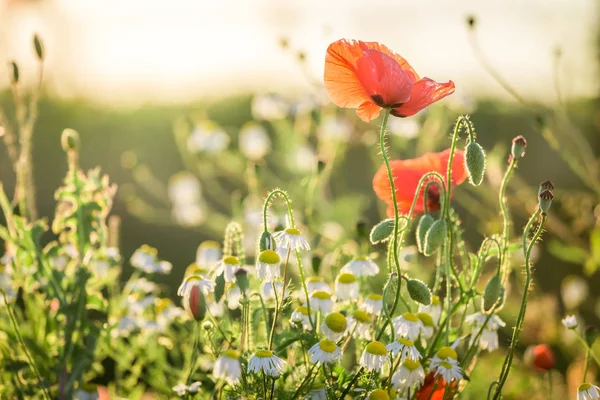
359 41 420 82
324 40 372 108
357 101 382 122
392 78 455 117
356 50 413 107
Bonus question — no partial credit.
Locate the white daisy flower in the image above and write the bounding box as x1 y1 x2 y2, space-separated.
262 281 283 301
208 300 225 317
361 294 383 315
317 115 352 142
346 310 373 340
172 383 188 396
386 337 422 362
321 312 348 342
417 312 435 339
273 227 310 251
214 256 240 282
213 350 242 385
247 350 286 377
335 273 359 302
177 274 214 297
368 389 391 400
251 93 289 120
306 276 332 295
309 339 342 365
256 250 281 282
309 291 334 314
360 341 389 372
130 245 172 274
393 312 425 341
187 120 229 154
465 312 506 352
429 346 459 370
227 285 244 310
340 257 379 277
172 203 205 227
578 383 600 400
168 172 201 205
308 383 327 400
187 381 202 393
562 315 578 330
196 240 221 268
390 359 425 390
290 306 315 330
434 360 463 383
418 295 441 324
239 122 271 160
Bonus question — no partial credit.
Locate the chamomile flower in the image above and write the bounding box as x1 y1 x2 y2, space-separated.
187 120 229 153
321 312 348 341
273 227 310 251
247 350 286 377
256 250 281 281
309 339 342 365
227 285 244 310
387 337 422 362
196 241 221 268
177 274 214 297
465 313 506 351
340 256 379 277
308 383 327 400
417 312 435 339
346 310 373 340
172 383 188 396
335 273 359 301
187 382 202 394
434 360 463 383
262 281 283 301
562 315 578 330
429 346 459 370
130 245 172 274
360 341 389 372
393 312 425 341
214 256 240 282
362 294 383 315
213 350 242 385
306 276 332 294
390 359 425 390
290 306 316 330
310 290 334 313
578 383 600 400
369 389 390 400
418 295 441 324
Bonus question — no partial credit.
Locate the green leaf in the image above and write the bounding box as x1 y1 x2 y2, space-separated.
214 273 226 303
547 240 588 264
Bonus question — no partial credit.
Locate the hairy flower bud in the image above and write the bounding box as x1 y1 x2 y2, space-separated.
416 214 434 254
423 219 447 256
61 129 80 152
407 279 432 305
510 135 527 162
33 34 44 61
235 268 249 293
187 285 207 322
370 218 395 244
538 189 554 213
483 274 503 312
258 230 275 252
10 61 19 84
464 141 486 186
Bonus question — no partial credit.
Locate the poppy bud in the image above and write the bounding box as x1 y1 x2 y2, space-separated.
416 214 435 254
407 279 432 306
423 219 447 256
464 141 486 186
538 189 554 213
482 274 503 312
510 135 527 162
525 344 555 371
258 230 275 252
538 180 555 196
33 34 44 61
61 129 80 152
235 268 249 293
187 285 207 322
202 320 213 330
370 218 394 244
10 61 19 84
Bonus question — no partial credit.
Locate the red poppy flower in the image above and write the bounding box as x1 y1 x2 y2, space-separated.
372 149 467 217
416 373 455 400
324 39 455 122
526 344 555 371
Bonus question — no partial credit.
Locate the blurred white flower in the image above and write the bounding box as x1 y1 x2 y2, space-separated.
561 275 588 310
168 172 201 206
196 241 221 268
239 122 271 160
561 315 578 330
187 120 229 153
320 221 345 242
318 115 352 142
130 246 172 274
293 144 317 173
387 118 420 139
172 203 205 226
262 281 283 301
251 93 289 120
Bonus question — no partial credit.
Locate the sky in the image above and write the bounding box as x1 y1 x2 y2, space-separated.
0 0 597 106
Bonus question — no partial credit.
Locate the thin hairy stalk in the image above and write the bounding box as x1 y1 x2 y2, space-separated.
269 248 291 350
499 158 517 284
251 293 271 342
185 323 201 384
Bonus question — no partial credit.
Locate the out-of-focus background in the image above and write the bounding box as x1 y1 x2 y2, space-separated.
1 0 599 397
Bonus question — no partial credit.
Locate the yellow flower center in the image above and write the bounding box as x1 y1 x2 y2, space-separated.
199 240 220 250
285 228 301 235
365 341 387 356
222 350 240 360
307 276 324 283
258 250 280 264
255 350 273 358
312 291 332 300
417 312 434 327
398 337 414 347
295 306 309 315
353 310 372 324
440 361 453 369
431 295 441 306
141 244 158 256
403 312 419 322
324 312 347 332
319 340 337 353
437 346 458 360
222 256 239 265
154 298 171 313
356 256 368 261
185 263 207 277
311 383 325 390
367 293 382 301
579 383 592 391
369 389 390 400
337 273 356 284
402 359 421 370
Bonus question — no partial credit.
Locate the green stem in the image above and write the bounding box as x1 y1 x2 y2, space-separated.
251 293 270 343
575 334 600 368
262 189 295 231
269 248 291 350
499 159 517 284
583 347 591 382
186 323 201 384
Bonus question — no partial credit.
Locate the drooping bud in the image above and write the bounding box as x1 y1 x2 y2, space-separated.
416 214 434 254
407 279 432 306
33 34 44 60
235 268 249 293
61 128 80 152
466 15 477 29
370 218 394 244
538 180 555 196
187 284 207 322
258 230 275 252
423 219 447 256
311 255 322 275
464 141 486 186
483 274 503 312
538 189 554 213
9 61 19 84
510 135 527 162
525 344 555 371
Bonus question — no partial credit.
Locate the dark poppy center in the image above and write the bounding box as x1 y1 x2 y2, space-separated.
371 94 404 109
426 185 441 211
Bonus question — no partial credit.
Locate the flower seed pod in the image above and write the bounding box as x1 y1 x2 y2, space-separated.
510 135 527 162
416 214 434 254
538 189 554 213
538 180 555 196
483 274 503 312
10 61 19 84
407 279 432 305
258 230 275 252
235 268 249 293
61 128 80 152
423 219 447 256
464 141 486 186
369 218 395 244
186 284 207 322
33 34 44 60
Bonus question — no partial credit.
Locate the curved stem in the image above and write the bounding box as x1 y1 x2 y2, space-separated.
262 189 295 231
